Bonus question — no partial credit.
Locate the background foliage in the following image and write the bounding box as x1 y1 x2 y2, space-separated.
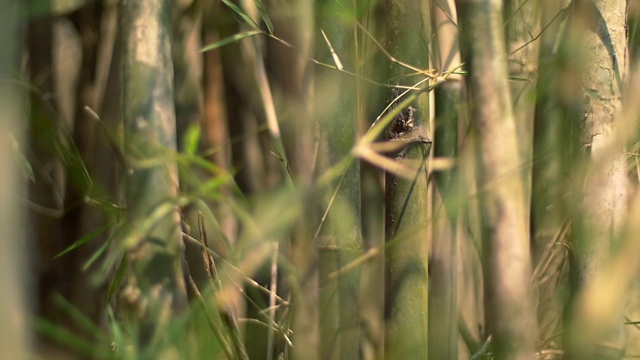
3 0 640 359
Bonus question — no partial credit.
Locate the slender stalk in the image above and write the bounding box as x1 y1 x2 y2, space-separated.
531 0 573 349
429 1 462 358
505 0 541 225
272 1 318 359
384 0 431 358
566 1 628 357
119 0 186 347
0 1 30 358
266 241 278 360
315 1 363 359
456 0 537 358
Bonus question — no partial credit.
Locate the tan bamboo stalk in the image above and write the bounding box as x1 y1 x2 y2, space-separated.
0 1 31 358
566 1 628 357
264 1 319 359
505 0 541 222
456 0 537 357
530 0 573 350
61 2 104 326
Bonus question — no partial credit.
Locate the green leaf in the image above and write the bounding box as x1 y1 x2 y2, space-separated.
119 200 181 249
52 294 110 343
201 30 263 53
82 238 111 271
253 0 274 34
182 123 201 155
107 306 129 358
190 155 220 172
200 177 228 198
34 318 110 359
53 223 112 259
222 0 259 29
106 256 128 303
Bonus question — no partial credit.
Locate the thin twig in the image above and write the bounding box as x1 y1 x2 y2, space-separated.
198 212 220 289
470 335 493 360
238 318 294 347
313 161 352 241
508 3 572 57
266 241 279 360
354 21 436 77
182 232 289 305
84 106 126 166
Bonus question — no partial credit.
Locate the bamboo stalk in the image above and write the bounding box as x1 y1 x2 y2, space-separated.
456 0 537 357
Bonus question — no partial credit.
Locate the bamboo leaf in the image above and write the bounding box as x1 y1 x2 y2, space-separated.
202 178 227 195
52 294 110 343
82 238 111 271
201 30 263 53
253 0 274 34
321 29 344 70
119 200 185 250
360 93 418 145
53 223 112 259
106 256 128 303
107 306 127 356
182 123 201 156
354 145 418 180
222 0 260 29
189 155 220 172
34 319 110 359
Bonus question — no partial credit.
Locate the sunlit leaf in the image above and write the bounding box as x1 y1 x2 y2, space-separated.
354 145 419 180
360 93 418 145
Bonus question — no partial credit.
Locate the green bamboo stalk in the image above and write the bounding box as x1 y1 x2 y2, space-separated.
272 1 318 359
429 1 462 358
384 1 431 358
315 2 363 359
119 0 187 348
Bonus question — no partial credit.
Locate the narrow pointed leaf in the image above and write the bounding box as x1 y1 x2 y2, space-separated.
222 0 260 29
201 30 263 53
53 223 112 259
254 0 274 34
